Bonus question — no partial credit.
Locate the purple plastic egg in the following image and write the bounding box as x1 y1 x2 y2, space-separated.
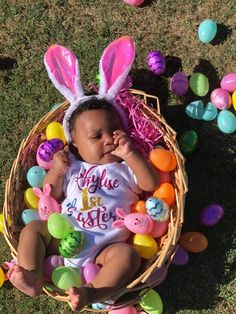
43 255 64 281
147 50 166 75
170 72 189 96
171 246 189 266
38 138 64 162
146 265 168 285
200 204 224 227
210 88 231 110
220 73 236 92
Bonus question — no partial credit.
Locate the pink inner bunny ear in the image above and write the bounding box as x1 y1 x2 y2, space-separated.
115 207 126 218
43 184 51 196
33 187 43 198
44 45 84 104
99 36 135 99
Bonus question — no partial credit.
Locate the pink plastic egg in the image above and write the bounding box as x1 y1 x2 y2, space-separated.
220 73 236 92
200 204 224 227
171 246 189 266
83 263 101 284
210 88 231 110
123 0 144 6
147 50 166 75
170 72 189 96
108 305 137 314
150 219 169 238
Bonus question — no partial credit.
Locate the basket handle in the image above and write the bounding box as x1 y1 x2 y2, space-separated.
130 89 160 114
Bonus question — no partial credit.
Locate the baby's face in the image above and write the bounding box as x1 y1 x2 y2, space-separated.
71 109 124 165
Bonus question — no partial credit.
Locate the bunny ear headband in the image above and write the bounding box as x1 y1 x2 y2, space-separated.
44 36 135 143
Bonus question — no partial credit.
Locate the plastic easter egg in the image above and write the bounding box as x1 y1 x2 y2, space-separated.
146 265 168 285
145 197 169 222
131 200 147 214
50 103 61 111
185 100 204 120
150 219 169 238
140 289 163 314
46 121 66 144
47 213 74 239
21 209 41 225
153 183 175 206
202 102 218 121
0 213 11 233
210 88 231 110
52 266 82 290
43 255 64 281
123 0 144 6
217 110 236 134
24 188 39 209
37 138 64 170
159 170 171 184
133 234 158 259
150 148 177 172
198 19 217 43
83 263 101 284
178 130 198 155
189 73 209 97
92 303 106 310
59 231 84 257
96 73 100 84
27 166 47 188
171 246 189 266
109 306 137 314
0 267 5 287
200 204 224 227
220 73 236 92
170 72 189 96
179 232 208 253
147 51 166 75
232 90 236 111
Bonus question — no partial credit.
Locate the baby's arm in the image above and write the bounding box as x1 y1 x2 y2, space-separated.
112 131 159 191
43 147 70 201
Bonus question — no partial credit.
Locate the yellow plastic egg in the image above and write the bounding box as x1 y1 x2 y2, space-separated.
179 232 208 253
0 213 11 234
24 188 39 209
46 122 66 144
232 90 236 111
0 267 5 287
133 234 158 259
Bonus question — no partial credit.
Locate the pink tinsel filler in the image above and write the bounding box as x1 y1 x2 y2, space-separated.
115 89 163 158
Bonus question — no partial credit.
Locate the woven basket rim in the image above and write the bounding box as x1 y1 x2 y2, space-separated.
3 88 188 312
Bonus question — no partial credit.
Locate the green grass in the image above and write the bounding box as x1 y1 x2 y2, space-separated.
0 0 236 313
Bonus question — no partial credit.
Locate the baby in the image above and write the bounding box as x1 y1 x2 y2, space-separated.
9 97 159 311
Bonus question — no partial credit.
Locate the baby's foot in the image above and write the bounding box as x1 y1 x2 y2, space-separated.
68 286 90 311
9 265 43 296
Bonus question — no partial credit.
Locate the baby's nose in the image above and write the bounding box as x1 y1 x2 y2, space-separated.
104 133 114 145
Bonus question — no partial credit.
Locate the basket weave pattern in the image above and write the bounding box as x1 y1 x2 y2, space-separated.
3 89 188 311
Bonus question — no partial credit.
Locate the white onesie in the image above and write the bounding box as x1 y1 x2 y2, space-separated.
61 158 141 268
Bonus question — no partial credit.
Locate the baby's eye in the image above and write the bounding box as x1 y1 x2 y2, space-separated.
89 134 101 140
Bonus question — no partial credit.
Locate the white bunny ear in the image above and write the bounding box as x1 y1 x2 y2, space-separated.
44 45 85 104
99 36 135 100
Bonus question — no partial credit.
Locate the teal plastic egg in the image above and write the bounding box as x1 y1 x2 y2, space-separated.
189 73 209 96
59 231 84 258
50 103 61 111
52 266 82 290
217 110 236 134
198 19 217 43
185 100 204 120
21 209 41 225
178 130 198 155
202 102 218 121
27 166 47 188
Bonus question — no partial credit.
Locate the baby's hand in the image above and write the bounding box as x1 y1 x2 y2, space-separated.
52 146 70 176
111 130 133 159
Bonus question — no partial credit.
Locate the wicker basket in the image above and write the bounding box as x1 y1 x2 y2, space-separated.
3 89 188 312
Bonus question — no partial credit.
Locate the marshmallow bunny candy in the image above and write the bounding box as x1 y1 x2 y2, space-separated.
44 36 135 143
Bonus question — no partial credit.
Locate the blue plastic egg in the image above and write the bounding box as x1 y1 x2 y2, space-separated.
185 100 204 120
92 303 106 310
217 110 236 134
145 197 169 222
27 166 47 187
202 102 218 121
198 19 217 43
21 209 41 225
200 204 224 227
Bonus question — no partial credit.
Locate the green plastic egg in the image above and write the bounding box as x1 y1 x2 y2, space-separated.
189 73 209 97
59 231 84 258
52 266 82 290
140 289 163 314
47 213 74 239
178 130 198 155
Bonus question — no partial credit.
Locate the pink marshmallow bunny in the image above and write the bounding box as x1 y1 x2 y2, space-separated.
33 184 61 220
112 208 153 235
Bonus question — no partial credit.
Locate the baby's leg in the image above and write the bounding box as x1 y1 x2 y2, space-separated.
9 220 58 296
69 243 141 311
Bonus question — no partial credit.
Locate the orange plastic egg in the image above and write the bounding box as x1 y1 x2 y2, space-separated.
179 232 208 253
153 183 175 206
131 200 147 214
150 148 177 172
